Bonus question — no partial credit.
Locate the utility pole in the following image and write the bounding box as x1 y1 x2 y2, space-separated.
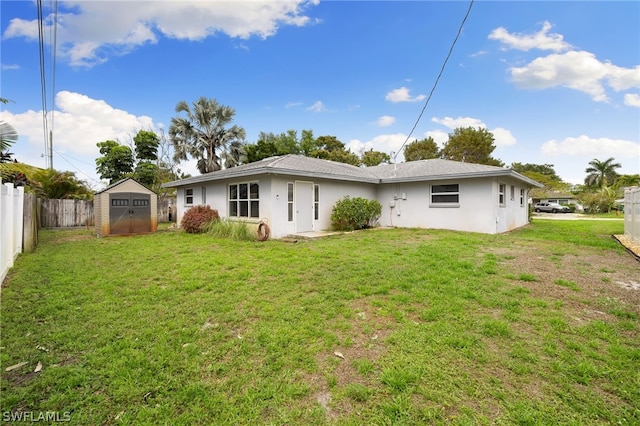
49 130 53 169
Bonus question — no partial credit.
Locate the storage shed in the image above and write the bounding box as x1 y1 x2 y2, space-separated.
94 178 158 237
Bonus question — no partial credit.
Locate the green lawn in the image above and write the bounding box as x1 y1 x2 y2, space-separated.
1 221 638 425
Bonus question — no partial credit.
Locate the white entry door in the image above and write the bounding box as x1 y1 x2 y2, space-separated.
295 181 314 233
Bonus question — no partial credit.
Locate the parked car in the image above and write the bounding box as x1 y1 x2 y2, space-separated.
534 202 570 213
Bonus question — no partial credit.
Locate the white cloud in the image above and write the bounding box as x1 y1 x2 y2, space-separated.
1 64 20 71
385 87 425 103
509 50 640 102
285 101 303 108
432 116 485 129
488 21 571 52
306 100 325 112
425 130 448 147
347 133 412 161
0 91 159 186
430 116 516 148
375 115 395 127
624 93 640 108
541 135 640 159
3 1 319 67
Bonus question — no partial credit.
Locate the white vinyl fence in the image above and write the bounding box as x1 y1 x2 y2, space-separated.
1 181 25 283
624 187 640 244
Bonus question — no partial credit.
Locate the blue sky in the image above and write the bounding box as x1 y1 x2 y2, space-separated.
1 0 639 189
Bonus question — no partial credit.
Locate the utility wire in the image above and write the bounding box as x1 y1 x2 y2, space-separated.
50 0 58 135
37 0 49 168
393 0 474 162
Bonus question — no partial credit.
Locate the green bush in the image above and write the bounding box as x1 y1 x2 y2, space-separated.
331 196 382 231
181 205 220 233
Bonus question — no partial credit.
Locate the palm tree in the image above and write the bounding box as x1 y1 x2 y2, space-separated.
0 121 18 163
169 97 246 174
584 157 621 188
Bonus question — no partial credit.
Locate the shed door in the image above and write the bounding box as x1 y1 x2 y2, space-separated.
109 193 151 235
295 181 313 233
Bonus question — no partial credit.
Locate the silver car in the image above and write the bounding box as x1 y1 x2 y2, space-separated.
534 202 570 213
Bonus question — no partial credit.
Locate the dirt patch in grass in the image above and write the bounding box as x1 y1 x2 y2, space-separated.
488 242 640 319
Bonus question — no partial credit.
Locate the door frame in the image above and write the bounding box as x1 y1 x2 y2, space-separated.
294 181 314 233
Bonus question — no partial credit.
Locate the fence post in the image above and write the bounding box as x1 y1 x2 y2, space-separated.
14 186 24 255
1 182 15 282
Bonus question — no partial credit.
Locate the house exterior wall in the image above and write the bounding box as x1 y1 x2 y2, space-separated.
173 174 533 238
175 175 377 239
376 177 530 234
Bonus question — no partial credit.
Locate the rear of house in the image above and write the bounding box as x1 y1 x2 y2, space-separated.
164 155 541 238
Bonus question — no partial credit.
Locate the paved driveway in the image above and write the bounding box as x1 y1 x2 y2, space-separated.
532 213 623 221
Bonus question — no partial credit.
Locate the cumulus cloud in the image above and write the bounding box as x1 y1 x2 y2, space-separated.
624 93 640 108
509 50 640 102
385 87 425 103
541 135 639 159
431 116 516 148
306 100 325 112
347 133 412 161
0 91 159 185
3 0 319 67
375 115 395 127
488 21 571 52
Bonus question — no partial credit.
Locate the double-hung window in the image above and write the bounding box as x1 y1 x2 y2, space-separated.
229 182 259 218
430 184 459 206
185 188 194 206
499 184 506 206
510 185 515 201
520 189 525 207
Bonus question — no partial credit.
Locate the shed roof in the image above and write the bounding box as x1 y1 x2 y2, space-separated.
95 178 156 194
162 155 542 188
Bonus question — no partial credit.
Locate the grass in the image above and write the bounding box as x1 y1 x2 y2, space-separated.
1 220 638 424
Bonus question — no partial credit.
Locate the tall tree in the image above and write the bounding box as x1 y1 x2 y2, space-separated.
169 97 246 174
584 157 621 188
440 127 503 166
95 140 135 184
510 162 561 181
361 149 391 167
404 137 439 162
132 130 160 186
0 121 18 163
311 136 359 166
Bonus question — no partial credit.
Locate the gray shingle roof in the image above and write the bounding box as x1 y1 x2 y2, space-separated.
162 155 542 188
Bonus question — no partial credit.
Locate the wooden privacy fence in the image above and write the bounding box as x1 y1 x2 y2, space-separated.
39 199 94 228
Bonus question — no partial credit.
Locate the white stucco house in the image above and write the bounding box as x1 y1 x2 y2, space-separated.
162 155 542 238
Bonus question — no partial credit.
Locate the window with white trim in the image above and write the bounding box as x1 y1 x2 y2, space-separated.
510 185 515 201
499 184 506 206
287 183 294 222
229 183 259 218
314 184 319 220
202 186 207 205
185 188 194 206
520 189 525 207
430 184 459 205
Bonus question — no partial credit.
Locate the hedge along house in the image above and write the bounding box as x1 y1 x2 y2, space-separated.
162 155 542 239
94 178 158 237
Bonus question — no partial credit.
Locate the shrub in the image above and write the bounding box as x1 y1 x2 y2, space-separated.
181 205 219 233
331 196 382 231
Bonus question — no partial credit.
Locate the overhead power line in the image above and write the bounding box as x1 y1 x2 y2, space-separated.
393 0 474 162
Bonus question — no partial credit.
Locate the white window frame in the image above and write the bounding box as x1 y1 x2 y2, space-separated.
314 184 319 220
499 183 506 206
520 188 525 207
185 188 194 206
510 185 515 201
430 184 459 207
229 182 260 218
287 182 294 222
